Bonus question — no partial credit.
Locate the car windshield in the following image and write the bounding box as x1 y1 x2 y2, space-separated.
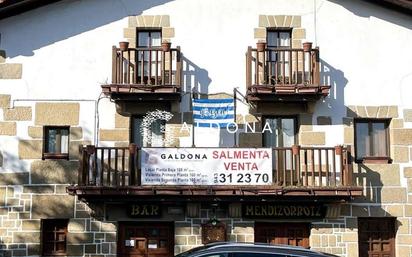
174 243 340 257
175 245 209 257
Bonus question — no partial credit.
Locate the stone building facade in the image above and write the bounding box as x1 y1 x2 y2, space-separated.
0 0 412 257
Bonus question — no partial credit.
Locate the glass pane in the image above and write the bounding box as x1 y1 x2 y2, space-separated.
60 129 69 154
139 62 149 76
356 122 370 159
132 117 144 147
372 122 387 156
281 118 295 170
151 61 159 77
151 32 161 47
267 31 278 47
279 32 291 47
138 32 150 47
47 129 57 153
148 239 158 249
263 118 278 147
150 120 165 147
269 52 277 62
281 118 295 147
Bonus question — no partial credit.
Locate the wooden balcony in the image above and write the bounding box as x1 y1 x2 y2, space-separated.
246 46 331 102
101 45 182 101
67 145 362 202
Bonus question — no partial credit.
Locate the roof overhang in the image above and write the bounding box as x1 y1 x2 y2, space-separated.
0 0 63 19
0 0 411 20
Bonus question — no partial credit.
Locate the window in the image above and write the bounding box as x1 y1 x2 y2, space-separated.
131 116 165 147
267 29 291 48
42 219 68 256
43 126 70 160
354 119 390 163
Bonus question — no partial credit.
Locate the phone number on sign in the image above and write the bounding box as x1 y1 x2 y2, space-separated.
213 172 271 185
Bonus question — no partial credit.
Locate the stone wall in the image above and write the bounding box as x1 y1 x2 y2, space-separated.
2 91 412 257
126 15 175 47
0 50 22 79
174 207 254 254
0 97 97 256
254 15 305 48
0 177 118 257
340 105 412 257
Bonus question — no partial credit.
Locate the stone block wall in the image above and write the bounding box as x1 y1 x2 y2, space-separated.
339 105 412 257
66 202 117 257
0 50 22 80
126 15 175 48
1 81 412 257
254 15 304 47
174 207 254 255
0 182 118 256
0 97 99 256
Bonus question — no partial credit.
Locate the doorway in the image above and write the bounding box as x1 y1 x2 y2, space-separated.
255 222 310 248
358 218 396 257
118 222 174 257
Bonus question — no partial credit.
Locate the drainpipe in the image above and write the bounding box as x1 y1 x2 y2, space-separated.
314 0 318 46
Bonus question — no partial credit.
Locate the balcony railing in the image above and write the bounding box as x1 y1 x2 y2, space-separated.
246 46 330 97
70 145 361 198
101 46 182 95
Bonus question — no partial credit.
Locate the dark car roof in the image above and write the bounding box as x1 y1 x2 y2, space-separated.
176 242 338 257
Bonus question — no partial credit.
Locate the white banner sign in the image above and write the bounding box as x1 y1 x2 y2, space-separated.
141 148 272 186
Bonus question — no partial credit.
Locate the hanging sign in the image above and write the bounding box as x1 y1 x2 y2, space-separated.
141 148 272 186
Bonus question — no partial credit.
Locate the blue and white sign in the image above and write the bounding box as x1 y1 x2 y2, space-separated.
193 98 234 128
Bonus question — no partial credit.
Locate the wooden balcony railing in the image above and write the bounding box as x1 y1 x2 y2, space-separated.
75 145 356 191
246 46 330 97
101 46 182 94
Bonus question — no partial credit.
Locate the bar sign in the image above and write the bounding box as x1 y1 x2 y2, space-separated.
128 204 161 217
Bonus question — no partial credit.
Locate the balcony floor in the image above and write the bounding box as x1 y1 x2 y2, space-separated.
67 185 363 203
247 84 330 102
102 84 181 101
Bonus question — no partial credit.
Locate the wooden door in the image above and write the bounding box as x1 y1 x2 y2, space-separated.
255 222 310 248
118 222 174 257
358 218 395 257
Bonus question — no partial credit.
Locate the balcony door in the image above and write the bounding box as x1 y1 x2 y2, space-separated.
255 222 310 248
263 117 297 185
131 116 165 147
263 117 296 148
137 30 162 84
267 30 291 84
